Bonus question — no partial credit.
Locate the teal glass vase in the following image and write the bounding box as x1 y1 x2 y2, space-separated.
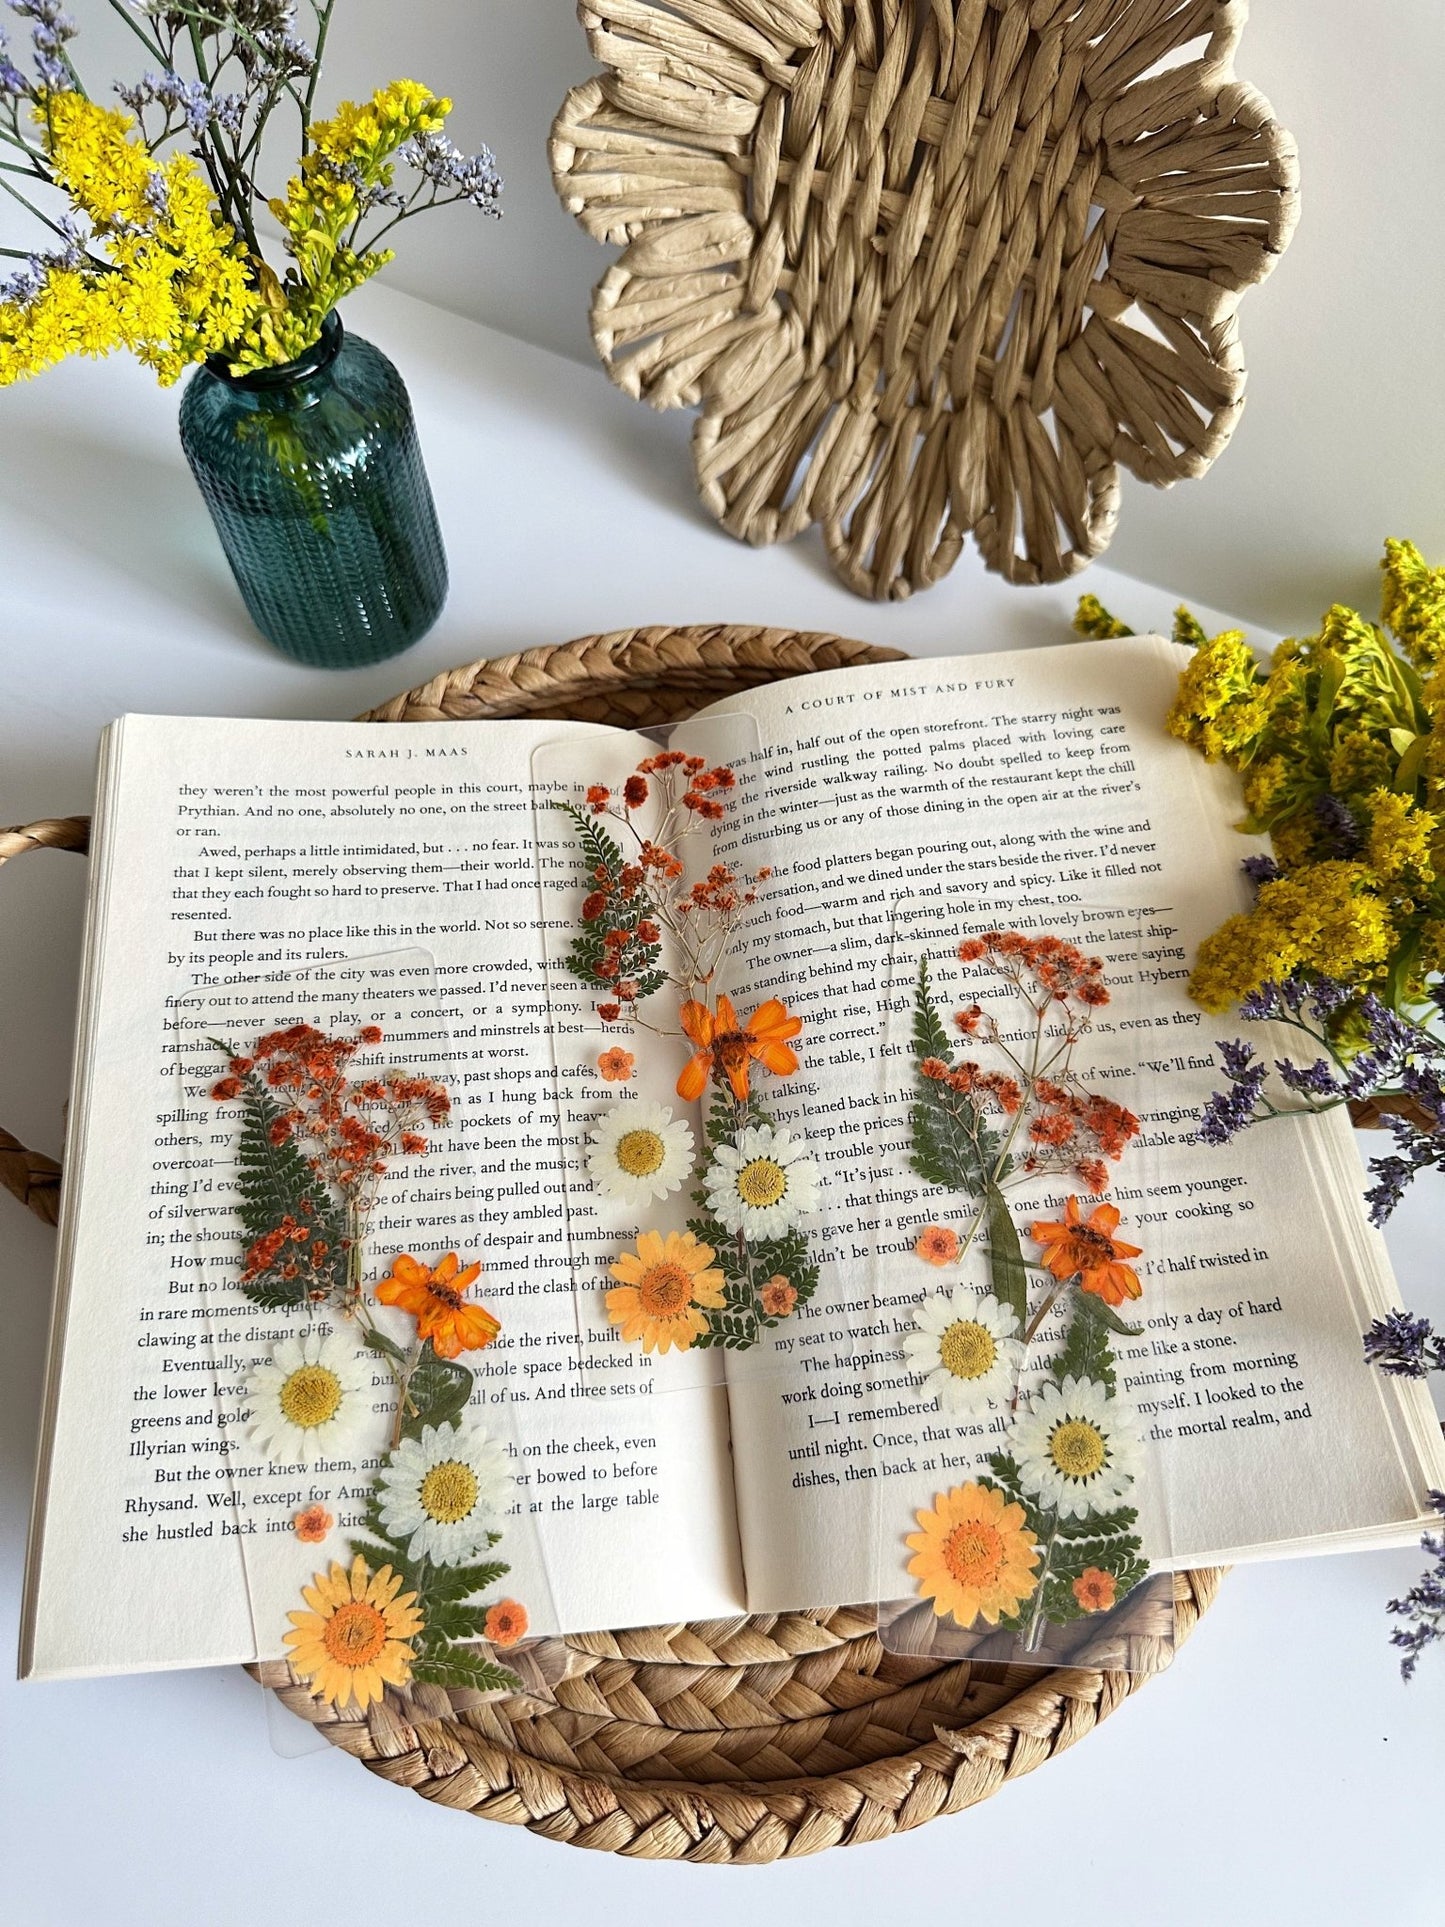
179 312 447 668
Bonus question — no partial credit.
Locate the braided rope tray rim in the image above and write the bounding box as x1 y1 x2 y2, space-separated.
2 623 1222 1859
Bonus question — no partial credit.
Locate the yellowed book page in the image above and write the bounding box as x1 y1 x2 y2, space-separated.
23 714 743 1680
690 640 1444 1608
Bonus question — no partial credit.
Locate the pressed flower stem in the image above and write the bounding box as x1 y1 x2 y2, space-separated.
1022 1515 1061 1652
1022 1279 1069 1347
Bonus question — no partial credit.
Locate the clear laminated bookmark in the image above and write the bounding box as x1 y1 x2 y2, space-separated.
170 951 568 1759
862 898 1179 1673
529 726 1177 1672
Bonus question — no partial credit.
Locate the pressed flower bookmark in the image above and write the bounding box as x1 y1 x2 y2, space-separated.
880 927 1174 1664
181 961 546 1716
553 752 824 1353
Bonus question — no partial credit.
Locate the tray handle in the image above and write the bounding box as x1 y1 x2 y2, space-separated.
1 817 90 1226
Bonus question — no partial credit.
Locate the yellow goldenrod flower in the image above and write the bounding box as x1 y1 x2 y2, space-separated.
1189 862 1396 1011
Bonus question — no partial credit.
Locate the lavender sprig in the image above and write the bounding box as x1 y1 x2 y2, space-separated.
1387 1494 1445 1681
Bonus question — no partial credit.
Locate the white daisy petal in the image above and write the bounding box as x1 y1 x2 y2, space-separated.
586 1102 695 1212
704 1124 820 1240
244 1328 375 1467
375 1419 514 1566
1010 1375 1143 1519
902 1286 1022 1417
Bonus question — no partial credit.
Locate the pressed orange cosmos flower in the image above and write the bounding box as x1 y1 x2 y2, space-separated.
1029 1197 1143 1307
676 994 801 1102
914 1225 959 1266
484 1599 529 1647
1072 1567 1118 1614
376 1252 502 1360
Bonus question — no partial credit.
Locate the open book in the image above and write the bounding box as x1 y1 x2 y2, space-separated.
22 638 1445 1679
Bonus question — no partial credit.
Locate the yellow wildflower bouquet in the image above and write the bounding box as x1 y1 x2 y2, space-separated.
0 2 500 385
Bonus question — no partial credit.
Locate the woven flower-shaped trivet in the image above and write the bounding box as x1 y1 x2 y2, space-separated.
551 0 1299 597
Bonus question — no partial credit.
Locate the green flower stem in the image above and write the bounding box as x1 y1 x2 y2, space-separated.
1022 1513 1062 1652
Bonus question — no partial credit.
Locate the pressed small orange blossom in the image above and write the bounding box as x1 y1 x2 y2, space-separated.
376 1251 502 1360
484 1599 529 1647
676 994 801 1102
284 1555 423 1711
1029 1197 1143 1307
907 1483 1040 1627
597 1046 634 1082
606 1229 725 1353
1072 1567 1118 1614
914 1225 959 1266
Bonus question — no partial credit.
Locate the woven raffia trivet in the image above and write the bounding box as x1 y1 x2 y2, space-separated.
551 1 1299 599
3 624 1223 1860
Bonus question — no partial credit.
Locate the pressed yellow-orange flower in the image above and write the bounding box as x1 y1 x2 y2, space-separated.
284 1555 423 1711
606 1229 725 1353
914 1225 959 1266
484 1598 529 1647
597 1046 635 1082
907 1483 1040 1628
676 993 801 1102
375 1251 501 1360
1029 1197 1143 1308
292 1504 334 1544
761 1275 797 1317
1072 1567 1118 1614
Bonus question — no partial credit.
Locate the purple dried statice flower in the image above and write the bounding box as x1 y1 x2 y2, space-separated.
1197 1039 1267 1145
1363 1311 1445 1378
1387 1493 1445 1680
1312 791 1362 858
0 23 30 97
7 0 72 89
1241 853 1282 887
1276 1056 1340 1098
400 128 503 213
117 69 218 141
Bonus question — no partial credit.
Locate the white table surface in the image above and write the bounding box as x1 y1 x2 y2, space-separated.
1 282 1440 1926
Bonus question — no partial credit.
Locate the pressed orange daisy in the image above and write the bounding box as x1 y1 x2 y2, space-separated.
292 1503 334 1544
760 1275 797 1318
375 1251 502 1360
597 1046 635 1082
284 1555 423 1711
1029 1197 1144 1307
606 1229 726 1353
906 1483 1040 1628
484 1599 529 1647
914 1225 959 1266
676 994 801 1102
1072 1567 1118 1614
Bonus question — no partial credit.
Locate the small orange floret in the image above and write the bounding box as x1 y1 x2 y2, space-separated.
484 1599 529 1647
914 1225 959 1266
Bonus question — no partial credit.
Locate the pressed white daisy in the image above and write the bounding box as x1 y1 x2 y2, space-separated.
1011 1375 1143 1519
246 1330 374 1467
375 1420 514 1567
704 1124 820 1240
902 1286 1023 1416
586 1101 695 1211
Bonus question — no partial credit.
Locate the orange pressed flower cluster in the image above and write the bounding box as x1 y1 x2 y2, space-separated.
920 1055 1023 1116
677 994 802 1102
376 1251 502 1361
1021 1079 1141 1195
957 931 1110 1017
212 1024 450 1204
239 1206 335 1301
1030 1198 1144 1308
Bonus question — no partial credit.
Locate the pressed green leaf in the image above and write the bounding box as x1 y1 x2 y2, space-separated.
409 1649 522 1695
984 1184 1028 1328
422 1558 509 1605
911 958 951 1065
402 1341 474 1440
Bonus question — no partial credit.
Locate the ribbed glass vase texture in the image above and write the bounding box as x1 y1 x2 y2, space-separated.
179 312 447 668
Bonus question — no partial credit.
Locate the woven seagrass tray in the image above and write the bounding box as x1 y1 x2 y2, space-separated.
2 624 1221 1861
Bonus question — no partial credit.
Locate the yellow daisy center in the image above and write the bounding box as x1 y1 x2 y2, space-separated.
737 1157 787 1208
321 1599 387 1669
938 1320 996 1381
1049 1419 1108 1481
279 1363 343 1430
942 1521 1004 1588
418 1459 479 1525
638 1260 692 1317
615 1128 666 1177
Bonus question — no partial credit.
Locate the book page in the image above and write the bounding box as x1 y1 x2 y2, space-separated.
23 714 744 1680
690 641 1445 1611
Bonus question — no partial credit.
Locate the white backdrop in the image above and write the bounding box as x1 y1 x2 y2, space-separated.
18 1 1445 633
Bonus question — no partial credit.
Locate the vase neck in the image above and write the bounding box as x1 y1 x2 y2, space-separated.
207 311 344 393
